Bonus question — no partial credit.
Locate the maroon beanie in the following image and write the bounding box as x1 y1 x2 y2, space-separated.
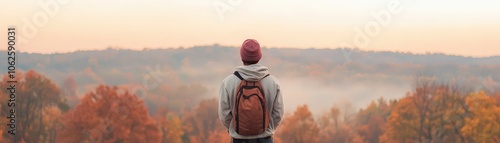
240 39 262 62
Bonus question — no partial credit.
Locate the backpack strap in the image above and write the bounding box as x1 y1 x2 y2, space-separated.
233 71 244 80
233 71 270 81
261 74 270 81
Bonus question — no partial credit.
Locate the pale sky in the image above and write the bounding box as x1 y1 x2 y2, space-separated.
1 0 500 57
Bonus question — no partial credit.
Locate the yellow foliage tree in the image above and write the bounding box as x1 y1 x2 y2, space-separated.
155 109 184 143
461 91 500 142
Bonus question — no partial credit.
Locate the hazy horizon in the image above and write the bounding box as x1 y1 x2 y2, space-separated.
1 0 500 56
7 45 500 58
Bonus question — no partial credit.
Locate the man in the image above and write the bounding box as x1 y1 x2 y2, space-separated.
218 39 284 143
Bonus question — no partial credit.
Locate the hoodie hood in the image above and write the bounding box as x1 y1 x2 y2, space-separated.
235 64 269 81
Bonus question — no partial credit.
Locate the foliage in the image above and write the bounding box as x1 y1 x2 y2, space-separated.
58 85 161 143
3 70 500 143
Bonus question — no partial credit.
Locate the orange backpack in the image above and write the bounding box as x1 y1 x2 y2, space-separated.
233 71 270 136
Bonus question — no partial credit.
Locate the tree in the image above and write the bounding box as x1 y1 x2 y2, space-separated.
58 85 161 143
61 76 77 97
61 76 79 107
461 91 500 142
206 130 231 143
277 105 320 143
41 107 62 143
355 100 391 143
381 77 470 143
318 106 345 143
0 70 68 142
155 108 184 143
379 96 419 143
0 91 8 142
494 92 500 106
182 98 227 142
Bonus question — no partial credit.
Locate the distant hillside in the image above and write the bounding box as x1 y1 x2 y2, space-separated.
2 46 498 84
1 46 499 112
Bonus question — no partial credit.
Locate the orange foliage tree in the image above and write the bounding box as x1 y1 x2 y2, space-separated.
461 91 500 142
206 130 231 143
276 105 320 143
182 98 229 143
379 96 419 143
0 70 68 142
58 85 160 143
318 106 351 143
155 108 184 143
381 77 470 143
354 98 394 143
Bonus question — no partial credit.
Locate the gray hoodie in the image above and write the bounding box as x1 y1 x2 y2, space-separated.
218 64 284 139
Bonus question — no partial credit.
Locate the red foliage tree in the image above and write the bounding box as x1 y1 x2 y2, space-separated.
58 85 161 143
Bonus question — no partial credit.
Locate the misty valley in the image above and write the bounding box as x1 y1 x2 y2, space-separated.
0 46 499 142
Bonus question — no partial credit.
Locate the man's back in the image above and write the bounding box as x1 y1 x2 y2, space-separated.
218 39 284 143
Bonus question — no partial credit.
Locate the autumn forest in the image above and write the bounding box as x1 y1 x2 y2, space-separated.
1 47 500 143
